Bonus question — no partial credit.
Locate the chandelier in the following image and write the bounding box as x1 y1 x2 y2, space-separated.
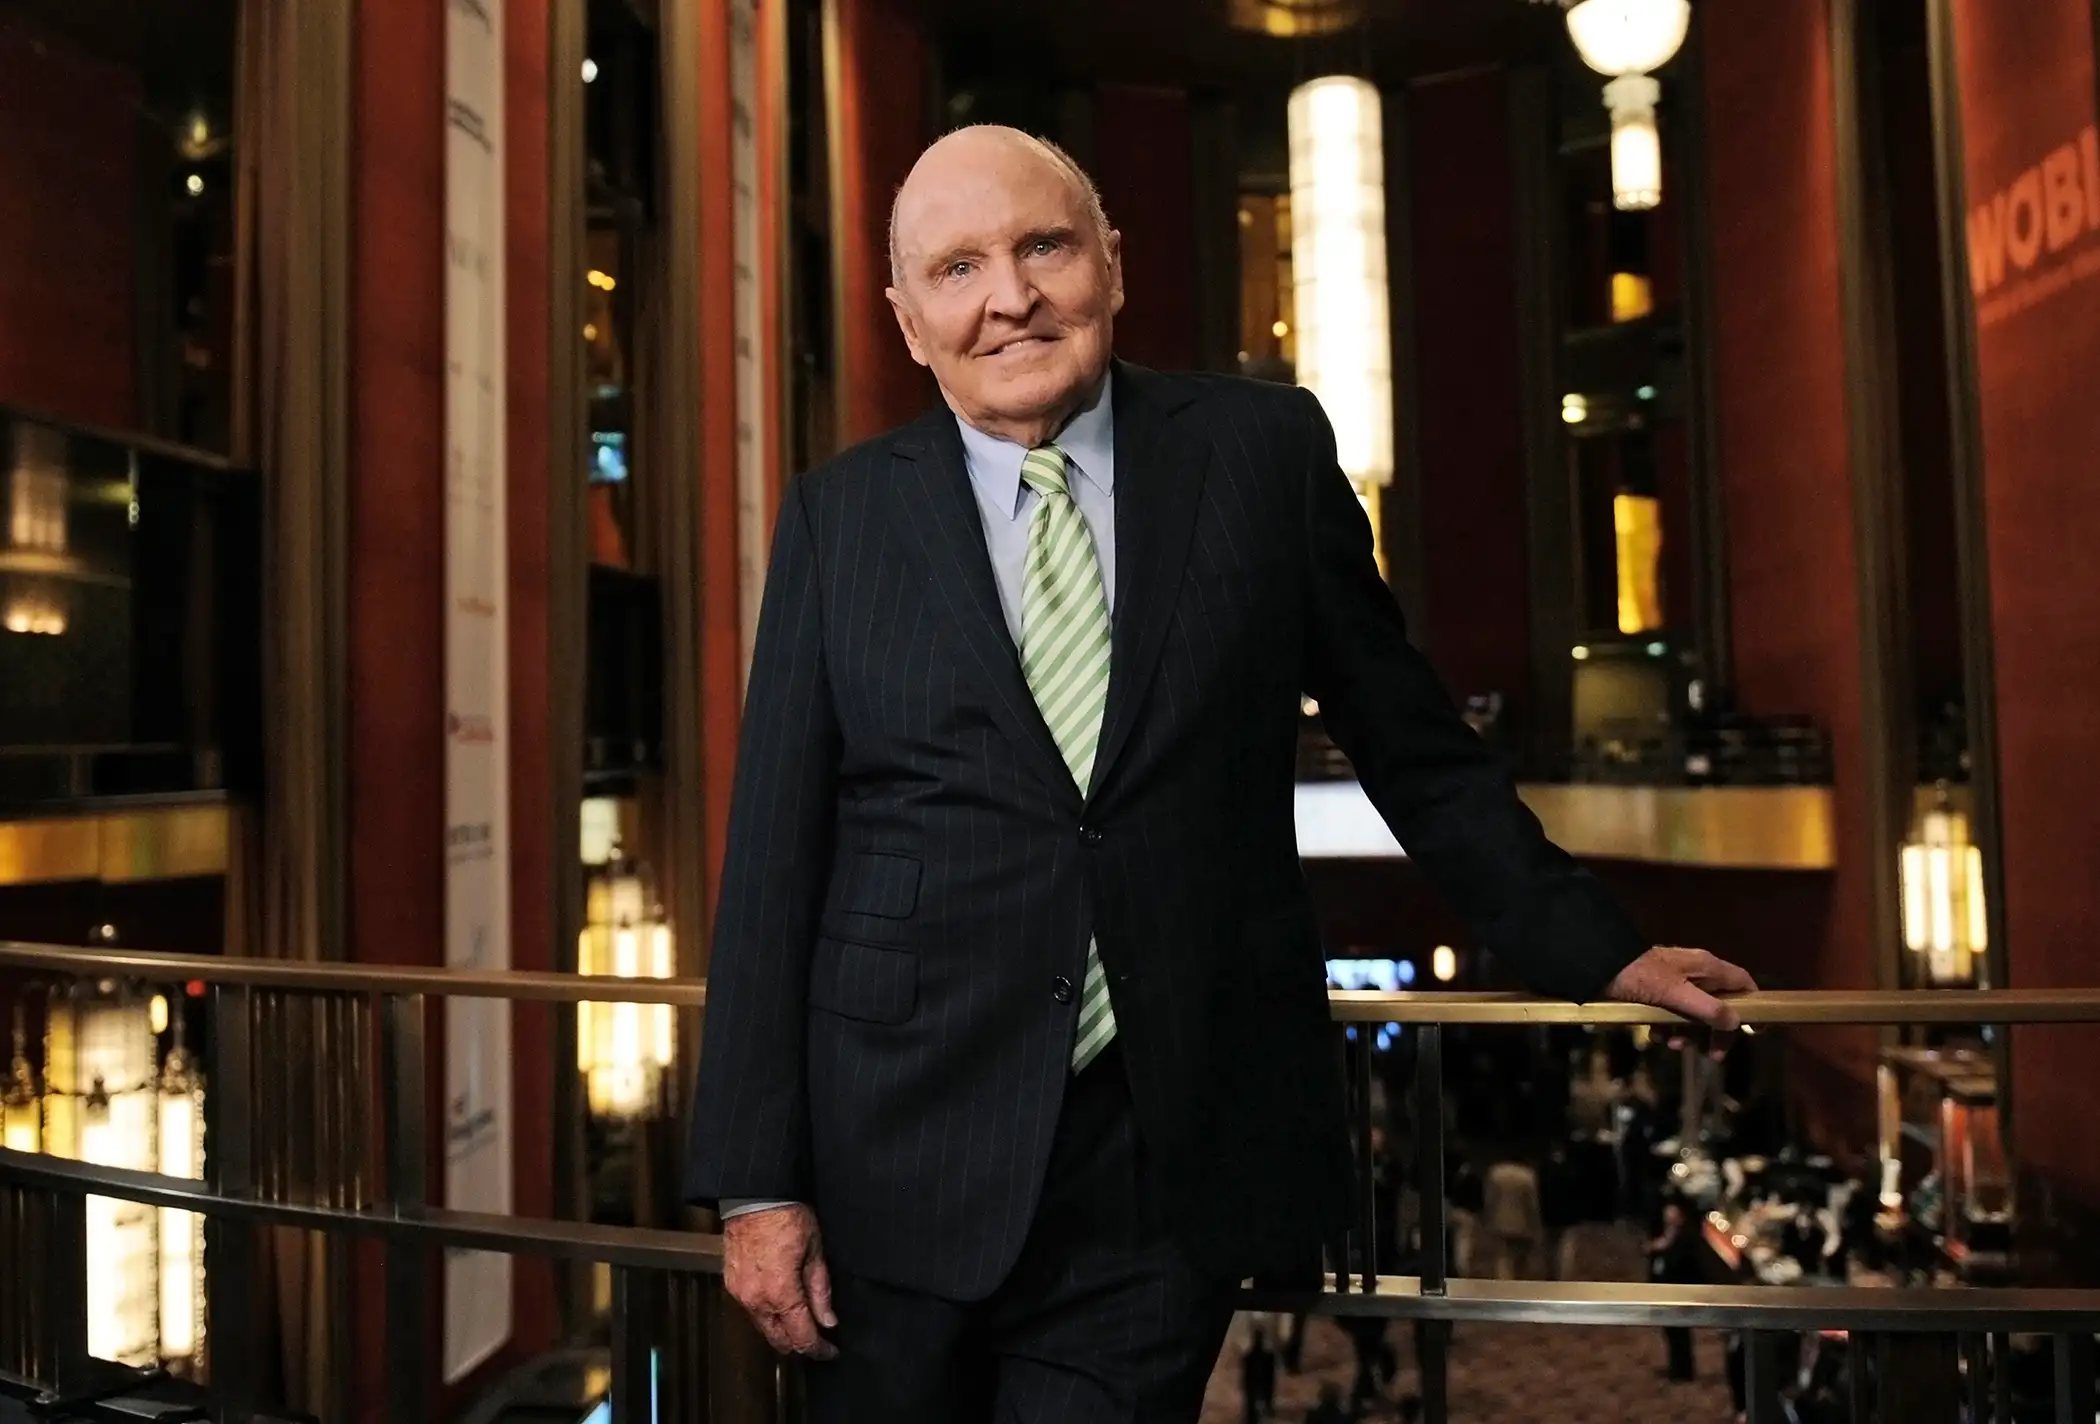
1562 0 1692 211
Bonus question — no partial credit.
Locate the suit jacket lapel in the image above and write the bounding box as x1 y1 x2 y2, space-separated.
888 408 1082 811
1091 363 1208 806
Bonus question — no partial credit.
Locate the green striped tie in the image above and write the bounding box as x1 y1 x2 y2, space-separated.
1018 444 1117 1073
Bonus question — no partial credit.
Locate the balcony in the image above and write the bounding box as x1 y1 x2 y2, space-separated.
0 940 2096 1423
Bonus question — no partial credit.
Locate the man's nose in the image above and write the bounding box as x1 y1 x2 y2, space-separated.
983 256 1037 321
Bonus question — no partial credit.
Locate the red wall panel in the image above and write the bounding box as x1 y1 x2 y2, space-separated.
1701 0 1876 1082
503 0 558 1362
698 0 743 926
833 0 935 442
347 0 567 1405
1950 0 2100 1204
1092 85 1199 373
0 18 139 431
1407 70 1533 714
347 0 447 970
347 2 447 1416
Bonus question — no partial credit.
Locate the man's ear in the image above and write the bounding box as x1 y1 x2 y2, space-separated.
886 286 931 367
1104 228 1126 318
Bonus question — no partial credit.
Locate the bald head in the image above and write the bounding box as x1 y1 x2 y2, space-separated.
888 126 1111 286
882 123 1125 447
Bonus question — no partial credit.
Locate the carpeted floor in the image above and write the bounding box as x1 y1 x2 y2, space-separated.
1200 1226 1740 1424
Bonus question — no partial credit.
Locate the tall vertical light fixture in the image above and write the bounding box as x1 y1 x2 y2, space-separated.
157 1017 206 1370
1563 0 1691 211
44 980 161 1367
1287 75 1395 525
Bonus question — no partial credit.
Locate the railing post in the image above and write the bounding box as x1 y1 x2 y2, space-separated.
1963 1332 1990 1423
1849 1331 1875 1422
1348 1029 1376 1293
1882 1333 1961 1423
203 982 262 1418
610 1267 660 1424
2054 1331 2096 1424
1744 1331 1784 1424
45 1187 90 1395
382 992 432 1424
1992 1331 2014 1424
709 1274 782 1424
1412 1024 1448 1424
668 1271 709 1423
1414 1025 1446 1295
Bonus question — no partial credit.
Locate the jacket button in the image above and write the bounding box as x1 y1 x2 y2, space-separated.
1051 975 1075 1004
1079 825 1104 846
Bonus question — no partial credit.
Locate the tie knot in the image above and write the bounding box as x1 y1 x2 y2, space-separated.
1020 444 1071 500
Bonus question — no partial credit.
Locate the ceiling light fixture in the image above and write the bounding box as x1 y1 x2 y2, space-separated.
1563 0 1691 211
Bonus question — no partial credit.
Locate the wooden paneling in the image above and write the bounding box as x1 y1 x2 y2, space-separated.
0 17 139 431
1948 0 2100 1204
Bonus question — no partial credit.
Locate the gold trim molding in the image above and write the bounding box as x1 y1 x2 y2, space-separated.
0 804 232 887
1519 784 1837 871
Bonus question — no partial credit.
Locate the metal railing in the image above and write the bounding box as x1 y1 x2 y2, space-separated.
0 940 2097 1424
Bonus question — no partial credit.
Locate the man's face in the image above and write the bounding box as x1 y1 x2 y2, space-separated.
887 135 1124 438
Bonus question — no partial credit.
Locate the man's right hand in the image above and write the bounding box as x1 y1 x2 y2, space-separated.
722 1203 839 1359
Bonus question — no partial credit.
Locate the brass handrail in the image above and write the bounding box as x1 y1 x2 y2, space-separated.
0 940 711 1006
1328 985 2100 1024
0 1147 722 1274
8 940 2100 1023
5 1146 2100 1335
5 938 2100 1423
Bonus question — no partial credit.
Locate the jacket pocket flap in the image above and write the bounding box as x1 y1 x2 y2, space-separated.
832 851 921 920
808 938 917 1025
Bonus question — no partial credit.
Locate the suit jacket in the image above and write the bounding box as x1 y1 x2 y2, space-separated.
684 363 1644 1301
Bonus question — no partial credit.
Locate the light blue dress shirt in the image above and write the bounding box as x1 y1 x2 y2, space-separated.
955 377 1118 639
719 380 1118 1225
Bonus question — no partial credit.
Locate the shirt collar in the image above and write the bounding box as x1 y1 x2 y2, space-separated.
955 376 1116 522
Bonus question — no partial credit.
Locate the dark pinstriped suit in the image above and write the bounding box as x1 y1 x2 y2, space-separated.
686 363 1645 1418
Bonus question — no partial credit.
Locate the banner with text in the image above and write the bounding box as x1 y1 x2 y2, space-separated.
442 0 513 1382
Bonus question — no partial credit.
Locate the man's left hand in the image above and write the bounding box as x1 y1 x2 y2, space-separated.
1603 946 1758 1055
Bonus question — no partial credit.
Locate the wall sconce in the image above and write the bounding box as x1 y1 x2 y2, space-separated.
1563 0 1691 211
44 981 162 1367
1287 76 1395 498
577 858 677 1118
1900 786 1987 986
8 422 70 553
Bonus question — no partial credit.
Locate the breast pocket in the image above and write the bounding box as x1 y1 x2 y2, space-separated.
807 938 918 1025
1185 555 1291 619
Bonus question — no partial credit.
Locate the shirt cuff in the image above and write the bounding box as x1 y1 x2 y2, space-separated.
719 1198 801 1219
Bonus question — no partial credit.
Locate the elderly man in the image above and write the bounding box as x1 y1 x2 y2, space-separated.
685 125 1754 1422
